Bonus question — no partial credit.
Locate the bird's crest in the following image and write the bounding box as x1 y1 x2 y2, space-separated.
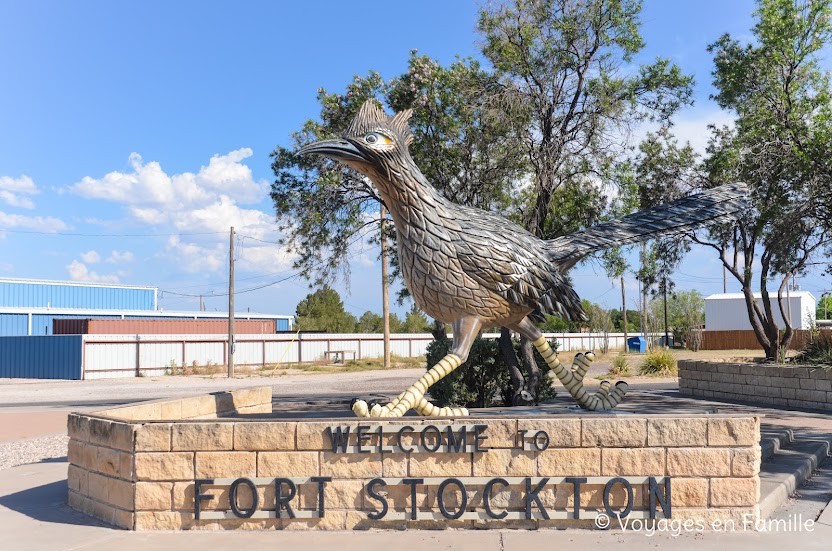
346 100 414 146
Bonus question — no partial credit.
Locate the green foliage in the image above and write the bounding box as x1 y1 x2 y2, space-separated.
796 333 832 368
609 309 642 332
639 349 678 376
294 286 357 333
538 314 580 333
699 0 832 359
356 311 384 333
398 303 432 334
666 290 705 348
478 0 693 238
426 337 559 408
610 355 632 376
817 294 832 321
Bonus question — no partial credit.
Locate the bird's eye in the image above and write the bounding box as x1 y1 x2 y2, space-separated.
364 132 392 145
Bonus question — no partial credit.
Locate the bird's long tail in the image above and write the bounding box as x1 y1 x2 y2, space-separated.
548 182 748 270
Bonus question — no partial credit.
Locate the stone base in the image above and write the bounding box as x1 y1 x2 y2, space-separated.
67 386 761 530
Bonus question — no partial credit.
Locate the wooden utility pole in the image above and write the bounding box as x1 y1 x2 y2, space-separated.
228 226 235 378
663 276 670 348
380 205 391 369
620 275 628 352
723 265 728 294
640 242 648 347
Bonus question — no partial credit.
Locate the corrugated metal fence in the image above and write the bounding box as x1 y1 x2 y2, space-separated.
0 332 632 380
0 335 83 379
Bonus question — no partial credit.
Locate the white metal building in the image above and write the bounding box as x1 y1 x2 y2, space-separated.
705 292 817 330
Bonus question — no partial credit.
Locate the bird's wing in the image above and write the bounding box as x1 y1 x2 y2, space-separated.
449 205 585 321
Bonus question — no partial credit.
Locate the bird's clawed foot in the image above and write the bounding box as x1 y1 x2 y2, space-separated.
533 338 629 410
350 392 469 418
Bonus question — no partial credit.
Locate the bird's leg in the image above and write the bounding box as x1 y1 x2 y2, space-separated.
509 318 628 411
352 316 482 418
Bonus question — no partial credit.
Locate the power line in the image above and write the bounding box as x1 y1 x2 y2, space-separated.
0 228 227 237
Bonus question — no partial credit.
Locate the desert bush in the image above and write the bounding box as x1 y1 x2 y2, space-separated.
640 349 678 376
796 333 832 368
426 336 559 408
610 354 632 376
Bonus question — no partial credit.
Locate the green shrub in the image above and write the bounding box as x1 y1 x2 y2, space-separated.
640 349 678 376
796 333 832 368
610 354 632 376
425 336 559 408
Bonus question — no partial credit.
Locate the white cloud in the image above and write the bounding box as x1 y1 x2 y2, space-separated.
0 191 35 209
107 250 134 263
670 109 736 156
80 250 101 264
66 260 121 284
68 148 289 274
0 175 39 209
0 211 67 233
69 148 267 208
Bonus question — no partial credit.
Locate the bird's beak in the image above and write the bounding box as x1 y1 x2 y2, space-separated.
296 139 367 163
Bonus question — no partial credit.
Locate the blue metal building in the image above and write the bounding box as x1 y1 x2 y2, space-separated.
0 278 156 310
0 278 292 336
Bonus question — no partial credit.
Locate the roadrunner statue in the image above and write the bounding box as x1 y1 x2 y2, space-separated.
299 101 747 418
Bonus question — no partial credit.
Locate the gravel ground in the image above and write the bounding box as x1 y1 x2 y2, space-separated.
0 434 68 471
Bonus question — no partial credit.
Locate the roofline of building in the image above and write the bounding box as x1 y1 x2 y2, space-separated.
0 277 157 291
0 306 294 321
705 291 816 300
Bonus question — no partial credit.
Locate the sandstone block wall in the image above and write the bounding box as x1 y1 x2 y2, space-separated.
679 360 832 411
67 386 273 527
66 388 761 531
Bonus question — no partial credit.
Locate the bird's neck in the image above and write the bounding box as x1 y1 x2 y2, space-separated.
370 159 448 230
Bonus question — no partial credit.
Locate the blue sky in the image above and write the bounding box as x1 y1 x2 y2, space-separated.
0 0 828 319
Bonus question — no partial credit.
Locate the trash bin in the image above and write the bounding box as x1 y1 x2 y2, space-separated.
627 336 647 353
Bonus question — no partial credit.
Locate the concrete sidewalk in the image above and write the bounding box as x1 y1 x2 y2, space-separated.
1 461 830 551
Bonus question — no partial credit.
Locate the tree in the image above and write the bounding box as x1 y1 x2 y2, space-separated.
398 303 433 334
818 293 832 321
665 290 705 349
294 287 357 333
356 311 384 333
694 0 832 359
478 0 693 401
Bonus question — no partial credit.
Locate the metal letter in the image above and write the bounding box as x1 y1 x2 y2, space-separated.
648 477 672 519
402 478 424 521
366 478 389 520
275 478 297 519
229 478 258 519
565 477 587 520
356 424 371 453
603 477 634 519
525 477 550 520
437 478 467 520
483 478 509 520
311 476 331 518
193 479 215 520
421 425 441 453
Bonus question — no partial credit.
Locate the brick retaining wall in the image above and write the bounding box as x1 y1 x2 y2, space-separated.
679 360 832 411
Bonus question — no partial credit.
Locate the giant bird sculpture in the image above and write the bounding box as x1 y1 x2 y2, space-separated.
299 101 747 418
